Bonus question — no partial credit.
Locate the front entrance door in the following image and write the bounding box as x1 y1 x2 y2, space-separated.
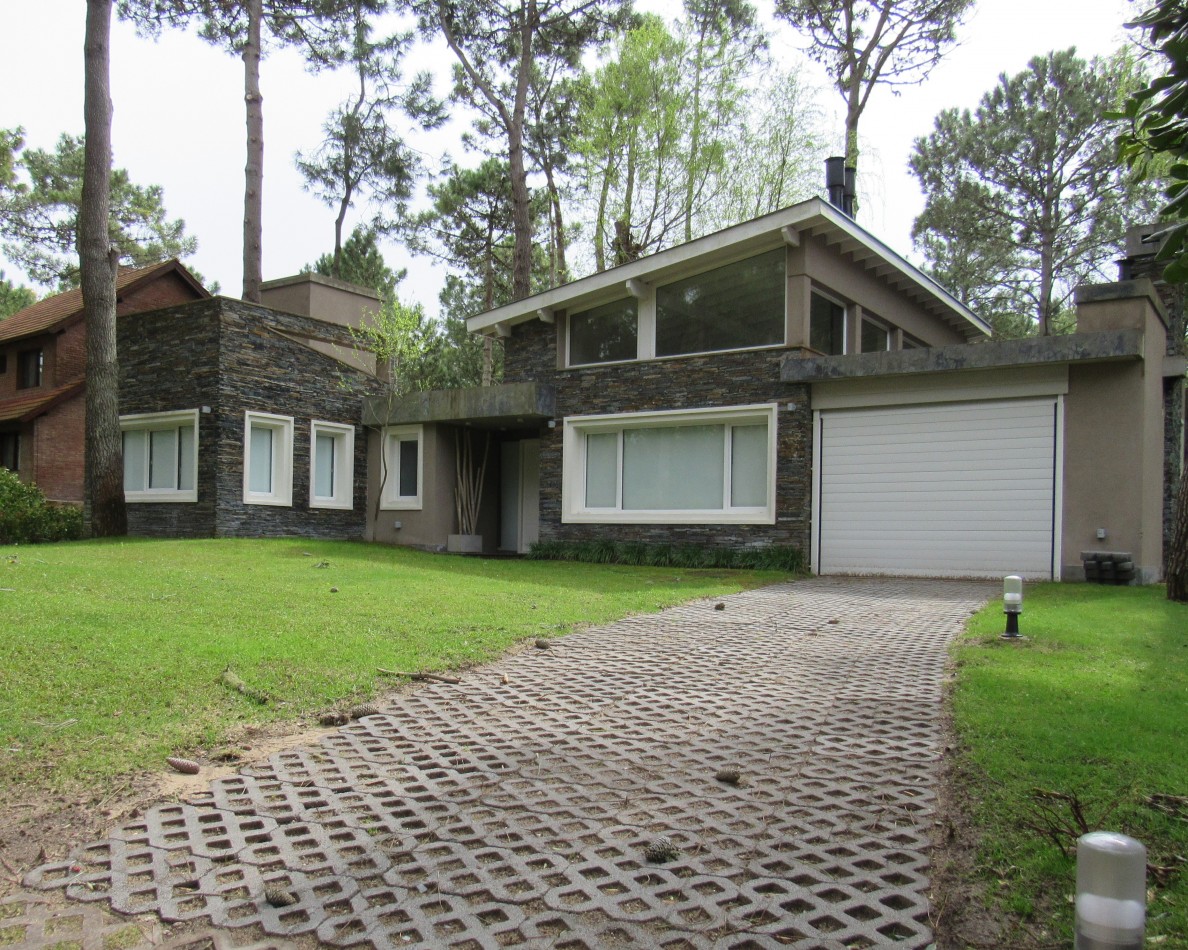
500 439 540 554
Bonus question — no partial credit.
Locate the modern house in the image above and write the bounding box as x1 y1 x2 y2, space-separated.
366 198 1183 583
0 261 209 502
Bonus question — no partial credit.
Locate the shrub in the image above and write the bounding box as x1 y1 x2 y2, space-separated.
0 468 84 544
527 539 804 573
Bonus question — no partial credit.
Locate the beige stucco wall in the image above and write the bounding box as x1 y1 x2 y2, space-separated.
787 236 970 351
1062 286 1169 582
366 424 502 554
260 274 380 330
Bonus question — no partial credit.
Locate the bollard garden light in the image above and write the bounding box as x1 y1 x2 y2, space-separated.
1075 831 1146 950
1002 575 1023 639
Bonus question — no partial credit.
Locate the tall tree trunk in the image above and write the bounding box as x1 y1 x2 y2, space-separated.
507 1 534 301
241 0 264 302
1168 468 1188 602
542 162 567 286
80 0 126 538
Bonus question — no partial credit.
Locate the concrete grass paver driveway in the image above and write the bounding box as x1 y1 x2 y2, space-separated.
18 576 991 949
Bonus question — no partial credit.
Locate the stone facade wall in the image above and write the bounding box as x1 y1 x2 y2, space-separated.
119 299 222 537
503 321 812 552
119 298 381 540
212 300 379 540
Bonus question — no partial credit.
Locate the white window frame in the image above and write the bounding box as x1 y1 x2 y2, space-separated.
562 403 778 525
243 411 294 507
120 409 199 503
380 424 423 510
309 420 355 510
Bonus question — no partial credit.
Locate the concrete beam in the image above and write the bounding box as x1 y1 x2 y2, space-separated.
625 277 649 299
363 381 556 428
780 330 1146 383
536 308 555 324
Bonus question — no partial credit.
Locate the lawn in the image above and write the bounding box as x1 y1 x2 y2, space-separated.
953 583 1188 946
0 537 783 795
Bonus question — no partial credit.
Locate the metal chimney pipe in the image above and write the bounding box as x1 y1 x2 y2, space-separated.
825 156 846 211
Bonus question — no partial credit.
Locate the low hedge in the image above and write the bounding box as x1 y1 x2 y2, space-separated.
527 539 804 573
0 468 84 544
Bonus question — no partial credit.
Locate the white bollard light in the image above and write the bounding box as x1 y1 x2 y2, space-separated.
1075 831 1146 950
1002 575 1023 639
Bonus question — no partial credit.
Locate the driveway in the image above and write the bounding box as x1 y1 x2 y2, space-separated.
13 576 991 949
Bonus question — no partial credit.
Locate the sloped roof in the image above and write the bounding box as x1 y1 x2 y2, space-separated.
0 260 208 344
0 379 85 423
465 198 991 341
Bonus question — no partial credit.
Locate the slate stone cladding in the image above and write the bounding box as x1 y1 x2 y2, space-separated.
119 298 380 540
504 321 813 551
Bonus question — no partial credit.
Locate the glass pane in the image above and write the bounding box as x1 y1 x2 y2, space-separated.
584 432 618 507
398 438 418 497
810 294 845 354
861 318 889 352
149 428 176 489
123 430 146 492
315 433 335 498
570 298 638 365
622 425 724 510
249 425 273 494
730 424 768 507
177 424 195 492
656 249 785 357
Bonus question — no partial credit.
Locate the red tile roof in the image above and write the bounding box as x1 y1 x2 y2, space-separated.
0 379 85 423
0 260 208 344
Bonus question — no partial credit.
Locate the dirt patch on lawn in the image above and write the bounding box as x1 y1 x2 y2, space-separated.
0 718 338 897
928 695 1062 949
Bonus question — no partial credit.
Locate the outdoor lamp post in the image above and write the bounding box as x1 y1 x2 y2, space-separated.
1002 575 1023 639
1075 831 1146 949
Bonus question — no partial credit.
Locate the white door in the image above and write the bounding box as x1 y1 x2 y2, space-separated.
815 398 1060 578
519 439 540 552
500 439 541 554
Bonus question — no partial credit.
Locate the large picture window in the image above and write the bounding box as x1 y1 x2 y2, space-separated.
310 420 355 510
563 404 777 524
380 425 423 510
655 249 785 357
121 409 199 503
243 411 294 506
569 298 638 365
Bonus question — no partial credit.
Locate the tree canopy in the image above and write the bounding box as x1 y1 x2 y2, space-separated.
910 48 1160 336
310 225 404 298
0 130 196 290
774 0 973 178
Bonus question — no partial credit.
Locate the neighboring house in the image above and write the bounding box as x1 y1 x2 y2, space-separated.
366 195 1183 583
0 261 208 502
117 276 382 540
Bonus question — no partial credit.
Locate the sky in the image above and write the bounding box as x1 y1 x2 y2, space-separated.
0 0 1135 317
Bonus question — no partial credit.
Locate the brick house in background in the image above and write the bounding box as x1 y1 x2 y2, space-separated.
0 261 208 502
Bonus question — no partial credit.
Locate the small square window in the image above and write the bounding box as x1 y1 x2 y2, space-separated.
861 316 890 353
310 420 355 510
120 410 199 503
381 425 423 510
569 298 638 366
17 349 43 389
243 411 294 506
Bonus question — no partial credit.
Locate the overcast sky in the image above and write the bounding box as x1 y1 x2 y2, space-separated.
0 0 1134 316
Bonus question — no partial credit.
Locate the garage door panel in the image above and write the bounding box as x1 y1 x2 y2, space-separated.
818 398 1057 579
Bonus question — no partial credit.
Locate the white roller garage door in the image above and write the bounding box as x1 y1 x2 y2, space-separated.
815 398 1059 578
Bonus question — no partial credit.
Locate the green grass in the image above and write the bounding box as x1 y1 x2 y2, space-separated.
0 537 783 795
954 584 1188 945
